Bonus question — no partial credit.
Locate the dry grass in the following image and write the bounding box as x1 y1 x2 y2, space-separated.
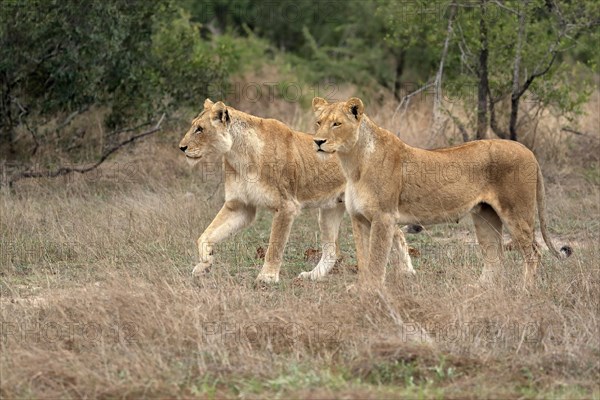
1 95 599 399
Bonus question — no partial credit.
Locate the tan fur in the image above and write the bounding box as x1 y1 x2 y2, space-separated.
178 99 414 283
312 96 570 289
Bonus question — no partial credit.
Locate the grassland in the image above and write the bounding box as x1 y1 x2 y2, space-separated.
1 99 599 399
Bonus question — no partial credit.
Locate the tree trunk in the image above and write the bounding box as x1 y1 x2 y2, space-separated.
393 50 406 101
476 0 489 140
488 94 508 140
428 1 457 145
509 2 527 141
509 95 520 141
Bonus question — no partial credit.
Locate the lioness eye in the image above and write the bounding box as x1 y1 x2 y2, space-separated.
333 122 341 127
195 126 203 134
316 121 321 126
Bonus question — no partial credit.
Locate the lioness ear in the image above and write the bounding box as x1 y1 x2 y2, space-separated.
312 97 328 113
211 101 230 125
345 97 364 120
204 98 215 110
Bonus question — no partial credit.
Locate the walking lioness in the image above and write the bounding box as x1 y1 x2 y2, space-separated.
311 96 571 288
178 99 415 283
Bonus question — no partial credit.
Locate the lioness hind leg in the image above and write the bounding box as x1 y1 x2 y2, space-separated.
472 204 503 286
390 227 415 275
256 202 299 283
505 226 539 289
351 214 371 274
498 204 539 288
194 201 256 277
298 202 345 280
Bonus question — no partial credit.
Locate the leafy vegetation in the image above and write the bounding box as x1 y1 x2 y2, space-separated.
0 0 233 159
1 0 598 164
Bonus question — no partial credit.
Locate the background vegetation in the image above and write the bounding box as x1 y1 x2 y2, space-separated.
1 0 598 169
1 0 599 398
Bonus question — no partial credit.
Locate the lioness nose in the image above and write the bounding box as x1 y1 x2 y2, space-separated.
179 146 188 152
314 139 326 147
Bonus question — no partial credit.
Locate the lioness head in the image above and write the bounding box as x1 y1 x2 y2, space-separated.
312 97 364 154
179 99 232 166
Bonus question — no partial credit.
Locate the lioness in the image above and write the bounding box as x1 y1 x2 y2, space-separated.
178 99 415 283
311 96 571 288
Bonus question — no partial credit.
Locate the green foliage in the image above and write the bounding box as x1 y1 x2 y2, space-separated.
0 0 235 158
0 1 142 115
150 9 225 110
377 0 449 81
1 0 597 161
182 0 349 54
379 0 598 133
182 0 400 92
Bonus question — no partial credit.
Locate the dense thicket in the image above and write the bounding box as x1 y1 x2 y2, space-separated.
1 0 598 161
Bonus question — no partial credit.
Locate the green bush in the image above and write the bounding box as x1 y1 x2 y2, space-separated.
0 0 236 159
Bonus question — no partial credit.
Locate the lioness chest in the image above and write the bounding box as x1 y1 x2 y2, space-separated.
225 177 279 208
345 180 421 224
345 181 371 218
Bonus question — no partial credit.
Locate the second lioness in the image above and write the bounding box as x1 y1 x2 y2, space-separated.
311 96 571 288
179 99 416 283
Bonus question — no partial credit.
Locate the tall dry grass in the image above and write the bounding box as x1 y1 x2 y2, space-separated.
1 88 599 398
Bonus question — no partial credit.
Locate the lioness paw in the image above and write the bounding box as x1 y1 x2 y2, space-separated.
298 271 325 281
255 272 280 284
192 262 212 277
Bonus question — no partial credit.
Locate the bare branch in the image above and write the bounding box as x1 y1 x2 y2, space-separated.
488 87 508 139
508 0 569 140
476 0 490 140
561 127 593 137
106 120 152 138
516 46 559 99
428 0 458 146
392 81 434 124
508 0 528 140
441 104 470 142
7 114 166 187
54 106 89 136
14 99 39 156
511 3 527 102
489 0 519 15
456 22 477 76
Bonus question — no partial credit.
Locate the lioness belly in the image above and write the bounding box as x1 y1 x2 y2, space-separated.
396 199 481 225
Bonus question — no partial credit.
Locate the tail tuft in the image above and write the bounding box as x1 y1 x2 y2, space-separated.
560 245 573 258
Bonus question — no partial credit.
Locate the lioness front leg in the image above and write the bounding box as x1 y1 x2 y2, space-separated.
361 213 395 287
194 201 256 277
391 227 415 275
299 202 345 280
256 202 299 283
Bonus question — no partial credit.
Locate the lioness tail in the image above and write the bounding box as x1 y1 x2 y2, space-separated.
536 166 573 258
